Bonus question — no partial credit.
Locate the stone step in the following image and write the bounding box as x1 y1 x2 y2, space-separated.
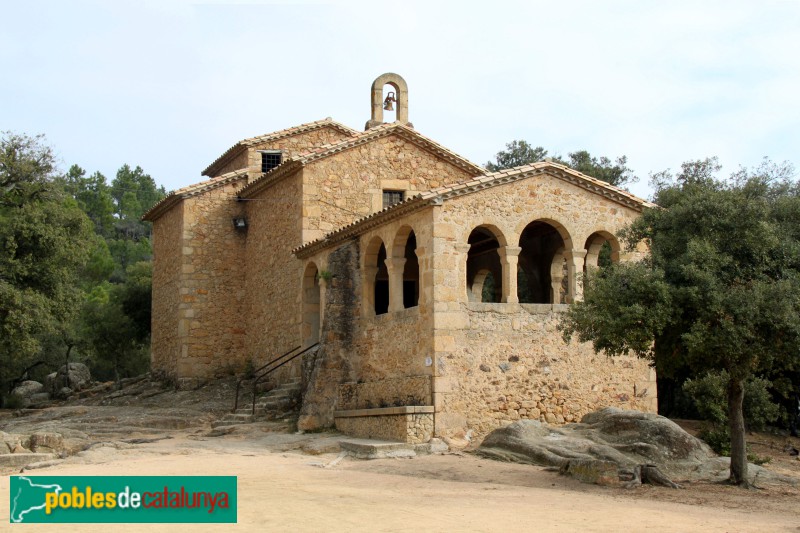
223 413 253 423
0 453 57 469
338 438 449 459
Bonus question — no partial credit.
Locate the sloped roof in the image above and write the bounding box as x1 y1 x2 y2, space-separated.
293 161 655 258
236 122 485 199
142 169 248 221
201 118 359 177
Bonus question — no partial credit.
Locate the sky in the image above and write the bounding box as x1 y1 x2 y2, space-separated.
2 0 799 200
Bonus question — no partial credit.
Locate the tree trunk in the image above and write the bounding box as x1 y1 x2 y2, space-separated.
727 376 749 487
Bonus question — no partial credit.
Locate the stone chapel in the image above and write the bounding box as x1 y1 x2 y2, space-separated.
143 73 658 443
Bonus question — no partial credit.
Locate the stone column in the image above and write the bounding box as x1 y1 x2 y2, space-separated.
453 243 471 303
497 246 522 304
564 249 587 303
385 257 407 312
363 266 378 316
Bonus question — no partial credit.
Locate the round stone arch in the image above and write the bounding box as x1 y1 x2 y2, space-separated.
301 261 322 347
465 224 508 303
516 218 574 304
513 217 574 251
363 235 389 315
583 230 622 271
390 225 420 309
367 72 410 128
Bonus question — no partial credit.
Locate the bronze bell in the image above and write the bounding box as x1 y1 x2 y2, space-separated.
383 91 396 111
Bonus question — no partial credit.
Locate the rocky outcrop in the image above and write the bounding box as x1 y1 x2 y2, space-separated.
478 407 798 488
10 381 46 407
46 363 92 396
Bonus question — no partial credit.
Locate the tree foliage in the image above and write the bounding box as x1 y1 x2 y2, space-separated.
0 132 165 402
485 140 638 188
559 157 800 486
0 133 94 396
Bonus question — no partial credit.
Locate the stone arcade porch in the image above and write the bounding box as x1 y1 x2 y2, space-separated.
294 162 658 442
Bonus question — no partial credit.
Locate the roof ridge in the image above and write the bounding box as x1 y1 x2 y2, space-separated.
201 118 360 177
296 122 485 174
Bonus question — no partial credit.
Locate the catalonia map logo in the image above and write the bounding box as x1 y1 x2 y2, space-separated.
9 476 237 523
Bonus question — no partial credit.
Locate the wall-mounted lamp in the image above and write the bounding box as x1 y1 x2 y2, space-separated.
232 216 248 230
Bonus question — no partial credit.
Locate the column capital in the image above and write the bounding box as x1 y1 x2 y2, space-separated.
384 257 407 272
453 243 471 254
497 245 522 258
563 249 587 261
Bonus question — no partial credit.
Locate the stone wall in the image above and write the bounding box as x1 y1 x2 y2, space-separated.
243 170 305 381
299 209 437 430
430 171 655 440
150 202 184 378
339 376 432 410
298 241 360 429
175 178 249 383
334 409 433 443
301 134 476 242
435 303 656 440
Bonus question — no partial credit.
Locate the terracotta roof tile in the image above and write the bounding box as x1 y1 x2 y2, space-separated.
201 118 359 177
142 169 249 221
294 162 655 258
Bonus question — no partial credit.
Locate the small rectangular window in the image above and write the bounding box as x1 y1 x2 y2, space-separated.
382 190 404 209
261 151 282 173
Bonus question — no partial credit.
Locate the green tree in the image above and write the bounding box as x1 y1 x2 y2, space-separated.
564 150 636 188
80 283 148 382
485 140 637 188
59 165 116 238
559 158 800 487
0 133 94 400
486 140 548 172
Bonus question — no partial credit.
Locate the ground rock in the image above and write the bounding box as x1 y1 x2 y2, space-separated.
29 432 64 454
47 363 91 394
11 381 44 399
477 407 778 485
28 393 50 406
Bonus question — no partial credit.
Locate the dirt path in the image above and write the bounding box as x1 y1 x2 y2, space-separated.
2 433 798 533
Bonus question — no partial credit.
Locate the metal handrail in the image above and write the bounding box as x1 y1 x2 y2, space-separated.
232 343 320 414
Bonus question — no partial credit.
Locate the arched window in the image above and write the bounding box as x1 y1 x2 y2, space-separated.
375 244 389 315
364 237 389 316
517 220 570 303
392 226 419 309
301 262 321 346
583 231 621 274
402 232 419 308
466 226 504 303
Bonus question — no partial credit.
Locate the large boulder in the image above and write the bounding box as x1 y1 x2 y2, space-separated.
9 381 45 407
11 380 44 399
478 407 796 487
46 363 91 394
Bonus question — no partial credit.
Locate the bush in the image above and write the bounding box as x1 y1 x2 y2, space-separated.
699 424 731 456
683 371 780 431
2 393 25 410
